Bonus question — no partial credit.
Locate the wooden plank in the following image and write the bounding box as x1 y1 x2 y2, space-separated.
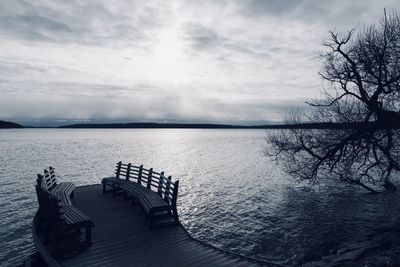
43 184 272 267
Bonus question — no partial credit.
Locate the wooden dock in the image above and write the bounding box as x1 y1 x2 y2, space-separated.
34 184 276 266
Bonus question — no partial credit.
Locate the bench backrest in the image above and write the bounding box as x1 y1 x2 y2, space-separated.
37 174 48 194
35 181 61 226
115 161 179 207
44 167 57 190
36 176 65 222
37 167 57 192
36 167 58 216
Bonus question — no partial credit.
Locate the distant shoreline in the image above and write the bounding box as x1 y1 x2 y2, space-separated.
3 120 395 129
59 122 280 129
58 122 380 129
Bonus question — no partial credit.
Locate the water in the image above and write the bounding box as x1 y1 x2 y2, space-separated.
1 129 400 266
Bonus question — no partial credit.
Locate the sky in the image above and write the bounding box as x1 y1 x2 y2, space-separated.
0 0 398 126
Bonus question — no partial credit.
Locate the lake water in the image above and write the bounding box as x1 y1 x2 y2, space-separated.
1 129 400 266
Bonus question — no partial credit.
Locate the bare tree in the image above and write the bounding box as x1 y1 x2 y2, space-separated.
267 10 400 193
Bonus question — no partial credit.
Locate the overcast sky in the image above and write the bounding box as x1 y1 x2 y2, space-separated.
0 0 398 126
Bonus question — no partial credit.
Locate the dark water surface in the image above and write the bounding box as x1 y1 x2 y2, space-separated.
1 129 399 266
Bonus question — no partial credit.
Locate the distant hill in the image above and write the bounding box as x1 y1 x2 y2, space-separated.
58 122 387 129
60 123 262 129
0 120 23 129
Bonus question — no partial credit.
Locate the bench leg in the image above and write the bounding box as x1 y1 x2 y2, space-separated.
85 226 92 245
102 183 107 194
102 183 115 194
149 212 154 229
172 207 180 224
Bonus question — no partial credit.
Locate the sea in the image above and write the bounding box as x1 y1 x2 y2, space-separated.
1 129 400 266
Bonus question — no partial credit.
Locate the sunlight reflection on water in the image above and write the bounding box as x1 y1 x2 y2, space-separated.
0 129 400 266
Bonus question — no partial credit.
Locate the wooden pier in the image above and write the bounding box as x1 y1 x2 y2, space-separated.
33 184 276 267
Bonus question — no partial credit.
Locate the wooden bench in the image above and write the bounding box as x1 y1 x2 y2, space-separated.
35 170 94 251
39 167 75 206
48 195 94 247
102 161 179 228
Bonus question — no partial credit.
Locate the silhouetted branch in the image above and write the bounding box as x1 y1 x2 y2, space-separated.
267 10 400 192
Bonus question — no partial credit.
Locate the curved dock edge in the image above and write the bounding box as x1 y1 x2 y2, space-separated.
31 213 61 267
179 223 283 267
32 184 284 267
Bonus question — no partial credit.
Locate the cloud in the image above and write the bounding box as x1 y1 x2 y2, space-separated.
0 0 167 46
183 24 222 50
239 0 301 16
183 23 273 60
0 0 398 125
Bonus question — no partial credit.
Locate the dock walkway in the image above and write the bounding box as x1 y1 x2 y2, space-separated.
50 184 271 267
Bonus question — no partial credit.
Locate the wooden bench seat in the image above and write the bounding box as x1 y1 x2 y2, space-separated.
40 167 75 199
35 168 94 251
102 176 126 196
121 181 170 215
61 205 93 226
52 181 75 197
121 180 149 198
138 190 170 213
102 161 179 228
48 196 94 248
52 191 73 206
102 176 124 186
